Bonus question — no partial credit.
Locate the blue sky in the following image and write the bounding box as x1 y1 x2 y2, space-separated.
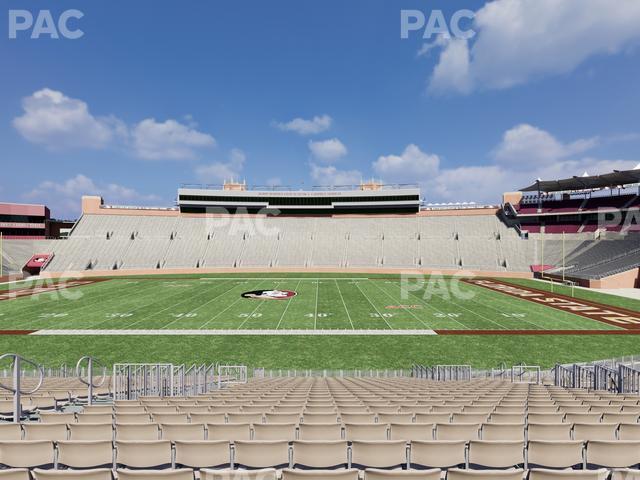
2 0 640 218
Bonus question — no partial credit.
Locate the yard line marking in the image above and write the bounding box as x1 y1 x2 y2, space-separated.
31 328 440 336
199 280 274 329
9 280 129 326
86 283 202 329
16 280 162 330
461 282 590 330
378 280 469 329
237 281 280 330
314 280 319 330
335 279 354 330
368 280 431 329
276 279 302 330
353 281 393 329
122 281 233 329
160 281 240 329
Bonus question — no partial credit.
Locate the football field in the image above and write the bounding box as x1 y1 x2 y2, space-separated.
0 275 631 332
0 273 639 368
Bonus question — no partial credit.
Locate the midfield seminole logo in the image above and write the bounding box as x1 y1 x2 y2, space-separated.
241 289 297 300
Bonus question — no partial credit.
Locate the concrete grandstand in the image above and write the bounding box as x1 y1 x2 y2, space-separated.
1 171 639 289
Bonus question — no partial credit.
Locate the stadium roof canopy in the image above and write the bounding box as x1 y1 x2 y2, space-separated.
519 168 640 192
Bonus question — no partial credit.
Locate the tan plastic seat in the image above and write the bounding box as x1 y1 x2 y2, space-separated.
467 440 524 468
528 413 565 424
611 468 640 480
68 423 113 441
620 424 640 441
206 423 251 441
32 469 113 480
434 423 480 441
189 413 225 424
447 469 525 479
57 440 113 469
409 440 466 469
364 469 441 480
253 423 297 441
452 413 489 424
153 413 189 424
350 440 407 469
233 440 290 468
605 413 640 423
564 413 602 424
389 423 433 441
586 440 640 468
341 413 376 423
174 440 230 469
303 413 339 424
77 413 113 424
265 413 301 424
282 470 359 480
377 413 413 424
291 440 348 469
227 413 263 424
345 423 389 441
481 423 524 441
415 413 451 424
113 406 146 414
200 468 277 480
528 423 572 441
0 440 54 468
39 412 76 424
573 422 618 441
161 423 206 441
23 423 68 441
0 424 22 440
116 440 173 469
298 423 343 441
527 440 584 469
115 423 159 441
528 468 608 480
146 406 179 414
117 469 194 480
179 406 209 415
115 413 152 424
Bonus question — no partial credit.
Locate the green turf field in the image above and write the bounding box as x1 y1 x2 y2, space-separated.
0 275 621 331
0 273 638 369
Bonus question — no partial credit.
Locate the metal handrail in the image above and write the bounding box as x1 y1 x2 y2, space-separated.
76 356 107 405
0 353 45 422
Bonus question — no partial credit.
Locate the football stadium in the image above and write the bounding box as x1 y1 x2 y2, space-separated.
2 0 640 478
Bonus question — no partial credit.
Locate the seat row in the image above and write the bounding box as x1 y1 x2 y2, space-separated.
8 421 640 442
43 411 640 426
1 438 640 470
6 467 638 480
0 467 632 480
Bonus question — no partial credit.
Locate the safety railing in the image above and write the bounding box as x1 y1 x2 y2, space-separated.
76 356 107 405
0 354 44 422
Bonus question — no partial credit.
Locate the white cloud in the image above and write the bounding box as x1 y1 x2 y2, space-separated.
274 115 332 135
310 164 361 186
195 148 246 183
373 126 637 204
24 174 161 218
131 118 216 160
427 0 640 94
373 144 440 181
13 88 216 161
308 138 348 163
492 124 598 166
12 88 122 149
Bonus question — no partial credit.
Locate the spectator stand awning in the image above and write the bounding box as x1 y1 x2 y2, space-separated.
520 168 640 193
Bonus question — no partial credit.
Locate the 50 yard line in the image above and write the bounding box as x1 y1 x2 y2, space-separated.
275 279 301 330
